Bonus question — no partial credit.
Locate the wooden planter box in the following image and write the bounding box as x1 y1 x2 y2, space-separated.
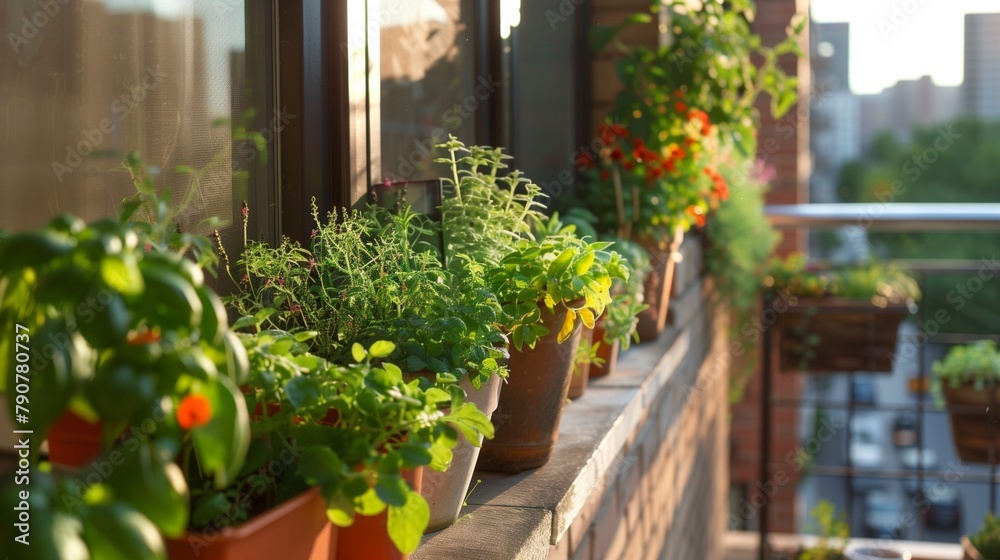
943 384 1000 464
773 297 910 374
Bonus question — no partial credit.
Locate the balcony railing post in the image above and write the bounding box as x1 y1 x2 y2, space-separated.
759 292 774 560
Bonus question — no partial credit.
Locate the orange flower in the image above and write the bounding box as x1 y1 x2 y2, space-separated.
674 101 687 113
127 330 161 346
688 109 711 135
687 205 706 227
177 394 213 430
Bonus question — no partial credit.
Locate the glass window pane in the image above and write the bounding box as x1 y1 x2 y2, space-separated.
0 0 267 241
378 0 477 182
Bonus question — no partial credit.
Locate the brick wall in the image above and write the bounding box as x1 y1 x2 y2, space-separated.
548 305 730 560
730 0 811 535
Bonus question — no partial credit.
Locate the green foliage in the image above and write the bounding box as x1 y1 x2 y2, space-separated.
971 513 1000 560
835 117 1000 335
0 211 249 557
799 500 848 560
704 158 779 314
437 137 630 350
185 336 492 554
228 200 508 389
931 340 1000 406
764 255 921 306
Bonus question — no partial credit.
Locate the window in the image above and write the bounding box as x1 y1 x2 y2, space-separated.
0 0 277 247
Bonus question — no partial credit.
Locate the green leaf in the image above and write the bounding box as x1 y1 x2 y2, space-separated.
351 343 367 363
106 442 189 537
189 376 250 488
231 315 259 331
81 503 166 560
369 340 396 359
548 248 575 278
387 491 430 553
294 330 320 342
0 230 75 269
375 474 409 507
284 376 321 410
445 402 495 443
405 355 427 373
298 445 345 488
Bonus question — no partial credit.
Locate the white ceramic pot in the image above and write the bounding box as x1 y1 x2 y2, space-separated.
421 373 504 533
845 545 912 560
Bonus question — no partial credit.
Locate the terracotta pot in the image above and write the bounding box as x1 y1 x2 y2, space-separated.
635 229 683 342
772 297 910 374
942 384 1000 464
567 327 594 399
46 411 103 468
477 302 583 473
166 488 337 560
337 468 423 560
420 373 503 532
588 317 619 379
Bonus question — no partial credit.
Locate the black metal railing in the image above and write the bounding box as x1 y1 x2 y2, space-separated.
756 203 1000 560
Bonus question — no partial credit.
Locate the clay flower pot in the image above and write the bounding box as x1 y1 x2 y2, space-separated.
567 326 594 399
421 373 503 532
942 384 1000 464
166 488 337 560
337 467 423 560
46 411 103 468
477 302 583 473
588 317 619 379
635 229 683 342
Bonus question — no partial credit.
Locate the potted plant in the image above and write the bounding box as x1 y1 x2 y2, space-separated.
0 210 251 558
574 0 802 341
435 137 630 472
932 340 1000 464
166 331 491 560
797 500 848 560
764 256 920 374
963 513 1000 560
227 200 506 533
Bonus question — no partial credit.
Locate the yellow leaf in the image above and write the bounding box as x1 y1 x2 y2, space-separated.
558 309 577 343
543 293 556 310
579 308 595 329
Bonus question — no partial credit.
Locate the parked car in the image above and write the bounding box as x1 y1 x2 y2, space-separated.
863 490 906 539
851 377 877 405
850 416 885 468
900 447 938 494
850 416 885 493
892 414 918 447
919 483 961 529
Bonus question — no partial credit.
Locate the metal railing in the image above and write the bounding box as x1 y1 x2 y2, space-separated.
756 203 1000 560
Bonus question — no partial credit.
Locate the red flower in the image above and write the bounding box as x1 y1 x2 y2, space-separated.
632 137 645 148
177 394 213 430
684 137 696 146
673 90 686 99
674 101 687 113
688 109 711 135
610 147 624 161
663 159 677 173
632 148 645 162
290 302 301 313
127 330 160 346
687 205 706 227
623 160 635 171
599 123 627 144
576 152 595 170
599 169 611 181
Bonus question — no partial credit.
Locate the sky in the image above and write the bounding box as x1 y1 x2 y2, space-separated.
811 0 1000 95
